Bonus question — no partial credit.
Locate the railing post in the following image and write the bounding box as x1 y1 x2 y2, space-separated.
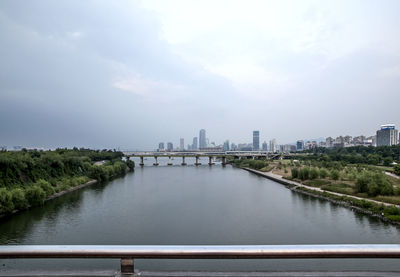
121 258 134 275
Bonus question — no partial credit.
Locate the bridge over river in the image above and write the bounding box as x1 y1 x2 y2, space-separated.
124 151 284 166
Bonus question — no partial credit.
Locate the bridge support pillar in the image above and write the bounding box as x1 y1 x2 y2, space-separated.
121 258 134 275
222 156 226 166
181 156 187 166
139 156 144 166
153 156 159 166
208 156 213 166
167 156 173 166
195 156 201 165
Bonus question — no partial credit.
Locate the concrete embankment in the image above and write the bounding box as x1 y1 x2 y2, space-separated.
242 167 400 225
46 179 98 201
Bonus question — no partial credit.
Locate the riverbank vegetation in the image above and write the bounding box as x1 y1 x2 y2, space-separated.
302 144 400 167
231 156 400 204
0 148 134 216
231 156 400 222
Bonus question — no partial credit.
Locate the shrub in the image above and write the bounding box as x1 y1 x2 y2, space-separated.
394 164 400 176
25 185 46 207
309 168 319 180
319 168 328 178
11 188 29 210
291 167 299 179
355 174 369 193
330 170 340 181
35 179 55 197
0 188 14 214
367 183 380 197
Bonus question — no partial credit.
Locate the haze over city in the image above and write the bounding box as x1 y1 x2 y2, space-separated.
1 0 399 150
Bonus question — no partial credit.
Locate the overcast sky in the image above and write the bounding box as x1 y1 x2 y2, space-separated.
0 0 399 150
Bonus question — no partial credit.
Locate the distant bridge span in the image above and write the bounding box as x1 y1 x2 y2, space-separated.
123 151 283 166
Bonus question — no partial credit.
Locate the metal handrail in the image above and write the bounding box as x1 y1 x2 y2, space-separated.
1 244 400 259
2 245 400 274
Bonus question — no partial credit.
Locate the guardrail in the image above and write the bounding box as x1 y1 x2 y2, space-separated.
1 244 400 275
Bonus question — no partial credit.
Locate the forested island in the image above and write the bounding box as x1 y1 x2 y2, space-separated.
0 148 134 216
232 144 400 223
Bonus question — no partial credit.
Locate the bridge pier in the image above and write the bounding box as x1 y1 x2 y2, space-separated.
195 156 201 166
153 156 159 166
208 156 213 166
181 156 187 166
140 156 144 166
167 156 173 166
221 156 226 166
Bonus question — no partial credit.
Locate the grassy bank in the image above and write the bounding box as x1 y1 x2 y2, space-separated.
0 148 134 216
231 158 400 223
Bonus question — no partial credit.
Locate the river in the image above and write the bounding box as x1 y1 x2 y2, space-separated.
1 158 400 272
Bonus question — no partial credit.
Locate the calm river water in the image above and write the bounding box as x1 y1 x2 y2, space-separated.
1 157 400 272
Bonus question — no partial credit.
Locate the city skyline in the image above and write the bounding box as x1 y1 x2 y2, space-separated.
152 123 398 152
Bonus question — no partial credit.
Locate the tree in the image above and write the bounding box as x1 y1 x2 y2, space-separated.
309 168 319 180
394 164 400 176
330 170 340 181
291 167 299 179
11 188 29 210
355 173 369 193
383 157 393 166
25 185 46 207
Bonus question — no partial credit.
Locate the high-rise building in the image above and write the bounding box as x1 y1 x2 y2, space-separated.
199 129 206 149
180 138 184 150
253 131 260 150
376 124 398 146
269 139 277 153
192 137 198 150
296 140 304 151
223 140 230 151
326 137 333 148
262 141 268 151
167 142 173 151
158 142 164 151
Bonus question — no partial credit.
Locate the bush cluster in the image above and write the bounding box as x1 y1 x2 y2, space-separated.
0 149 134 216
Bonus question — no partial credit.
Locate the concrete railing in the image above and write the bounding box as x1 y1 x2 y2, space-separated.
1 244 400 275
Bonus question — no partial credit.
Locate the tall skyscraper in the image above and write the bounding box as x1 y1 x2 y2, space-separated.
253 130 260 150
262 141 268 151
223 140 230 151
269 139 277 153
192 137 198 150
199 129 206 149
167 142 173 151
158 142 164 151
180 138 184 150
376 124 398 146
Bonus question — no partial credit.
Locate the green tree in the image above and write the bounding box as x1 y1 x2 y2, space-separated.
0 188 14 214
394 164 400 176
330 170 340 181
319 168 328 178
35 179 55 198
383 157 393 166
25 185 46 207
355 173 369 193
309 168 319 180
291 167 299 179
11 188 29 210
